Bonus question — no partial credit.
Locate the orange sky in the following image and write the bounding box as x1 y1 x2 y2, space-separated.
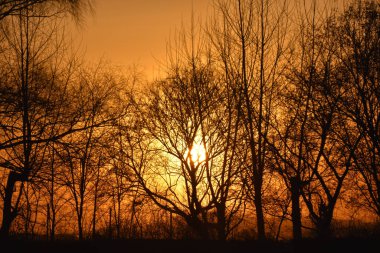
70 0 212 79
69 0 347 80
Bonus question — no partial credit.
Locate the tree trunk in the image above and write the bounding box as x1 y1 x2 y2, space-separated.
46 204 50 240
254 184 266 240
316 204 333 239
109 207 112 238
216 205 227 241
78 215 83 240
0 171 26 238
51 207 56 241
186 216 209 240
290 177 302 240
92 192 97 238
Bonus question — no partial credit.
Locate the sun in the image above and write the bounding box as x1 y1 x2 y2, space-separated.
187 143 206 164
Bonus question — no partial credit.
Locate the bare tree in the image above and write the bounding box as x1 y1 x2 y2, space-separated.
0 0 92 21
127 21 248 239
57 63 127 240
272 1 363 238
0 6 83 237
211 0 289 240
40 143 70 240
332 1 380 218
135 67 215 239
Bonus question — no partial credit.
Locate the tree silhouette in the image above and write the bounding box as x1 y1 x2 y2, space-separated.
0 0 92 21
0 0 379 243
0 6 115 238
211 0 289 240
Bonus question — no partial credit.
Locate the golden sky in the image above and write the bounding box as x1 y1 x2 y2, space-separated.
71 0 211 79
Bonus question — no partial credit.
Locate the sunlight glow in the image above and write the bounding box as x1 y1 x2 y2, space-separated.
187 143 206 164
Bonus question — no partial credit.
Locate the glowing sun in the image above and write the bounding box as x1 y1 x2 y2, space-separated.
187 143 206 164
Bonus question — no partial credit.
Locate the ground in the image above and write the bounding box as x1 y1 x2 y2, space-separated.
1 238 379 253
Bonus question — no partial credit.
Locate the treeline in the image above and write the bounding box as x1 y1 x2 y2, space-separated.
0 0 379 241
